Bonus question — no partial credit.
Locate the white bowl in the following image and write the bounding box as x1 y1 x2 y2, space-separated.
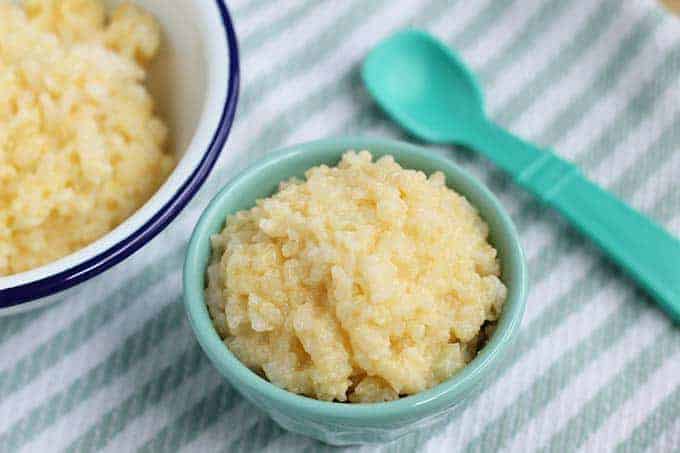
0 0 240 315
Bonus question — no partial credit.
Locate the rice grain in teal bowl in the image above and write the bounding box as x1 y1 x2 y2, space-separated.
183 137 527 445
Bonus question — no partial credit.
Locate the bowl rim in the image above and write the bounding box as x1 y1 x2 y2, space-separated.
184 137 527 423
0 0 240 309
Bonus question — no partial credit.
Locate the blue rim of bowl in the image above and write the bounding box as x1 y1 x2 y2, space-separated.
184 137 527 423
0 0 240 308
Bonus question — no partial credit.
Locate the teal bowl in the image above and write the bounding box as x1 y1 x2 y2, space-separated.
183 137 527 445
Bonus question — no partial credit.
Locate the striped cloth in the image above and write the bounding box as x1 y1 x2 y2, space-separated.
1 0 679 451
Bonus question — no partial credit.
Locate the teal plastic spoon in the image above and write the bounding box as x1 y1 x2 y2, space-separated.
362 29 680 322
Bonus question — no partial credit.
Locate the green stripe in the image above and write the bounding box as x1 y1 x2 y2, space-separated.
464 291 648 452
0 247 184 400
615 385 680 453
138 382 240 453
448 0 517 50
218 0 494 164
592 111 680 202
227 417 288 453
342 0 584 141
495 0 622 125
478 0 573 85
239 0 319 53
68 342 205 453
610 113 680 196
0 311 40 344
541 325 679 452
235 0 388 117
476 22 675 249
539 12 661 145
0 296 183 451
651 182 680 224
232 0 277 18
577 44 680 169
497 42 679 237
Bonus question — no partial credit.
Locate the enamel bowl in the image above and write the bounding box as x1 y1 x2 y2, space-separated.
0 0 240 314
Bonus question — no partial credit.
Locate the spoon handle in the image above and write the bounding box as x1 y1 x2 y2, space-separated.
466 121 680 322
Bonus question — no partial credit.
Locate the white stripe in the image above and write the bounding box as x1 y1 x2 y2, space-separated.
0 275 179 438
646 413 680 453
187 0 423 191
633 0 670 10
282 0 500 146
239 0 359 83
520 217 565 262
128 0 497 226
0 204 201 375
429 0 497 46
629 128 680 212
0 290 93 373
577 347 680 453
461 0 546 70
224 0 429 154
235 0 308 38
506 309 664 453
513 13 668 145
590 82 679 188
524 249 596 325
19 301 195 452
178 404 262 453
223 0 255 15
555 18 680 157
0 248 171 373
507 10 637 141
669 213 680 236
421 282 630 452
284 96 361 145
101 365 240 453
484 0 606 112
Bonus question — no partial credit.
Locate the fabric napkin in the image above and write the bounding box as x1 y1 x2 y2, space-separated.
1 0 678 451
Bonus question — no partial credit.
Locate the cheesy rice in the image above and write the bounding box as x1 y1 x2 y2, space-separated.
0 0 174 275
206 151 507 403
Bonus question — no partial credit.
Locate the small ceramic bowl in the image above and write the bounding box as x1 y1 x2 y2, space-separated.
184 137 527 445
0 0 239 314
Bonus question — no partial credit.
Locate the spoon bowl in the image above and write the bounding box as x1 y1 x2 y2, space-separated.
362 30 486 143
